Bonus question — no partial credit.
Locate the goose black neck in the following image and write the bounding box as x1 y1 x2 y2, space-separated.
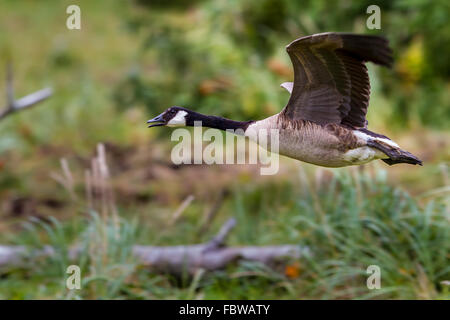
187 112 253 132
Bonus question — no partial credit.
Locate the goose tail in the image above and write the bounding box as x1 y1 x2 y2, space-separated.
366 140 423 166
380 149 423 166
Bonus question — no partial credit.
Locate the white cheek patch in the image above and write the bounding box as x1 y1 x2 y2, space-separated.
167 111 188 127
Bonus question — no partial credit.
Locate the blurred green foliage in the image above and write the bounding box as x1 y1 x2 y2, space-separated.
114 0 450 129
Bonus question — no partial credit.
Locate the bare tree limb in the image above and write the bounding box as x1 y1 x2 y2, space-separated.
6 63 14 109
0 63 53 121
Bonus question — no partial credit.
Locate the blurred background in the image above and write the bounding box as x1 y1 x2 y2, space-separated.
0 0 448 299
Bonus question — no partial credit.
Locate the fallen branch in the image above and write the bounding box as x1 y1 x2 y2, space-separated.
0 63 53 121
0 218 308 275
134 244 306 275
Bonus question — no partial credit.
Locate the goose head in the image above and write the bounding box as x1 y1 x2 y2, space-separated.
147 106 252 131
147 106 194 128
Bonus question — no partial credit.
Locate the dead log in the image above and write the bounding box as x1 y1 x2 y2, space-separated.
133 218 308 274
134 244 306 275
0 218 308 275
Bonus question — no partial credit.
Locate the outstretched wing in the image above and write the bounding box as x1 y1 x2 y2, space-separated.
281 32 392 127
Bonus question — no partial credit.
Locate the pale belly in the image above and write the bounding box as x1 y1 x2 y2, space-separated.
245 119 386 167
276 132 374 167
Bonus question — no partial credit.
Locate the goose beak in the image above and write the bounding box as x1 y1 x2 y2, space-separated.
147 113 166 128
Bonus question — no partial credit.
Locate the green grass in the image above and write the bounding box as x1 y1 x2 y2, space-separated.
0 168 448 299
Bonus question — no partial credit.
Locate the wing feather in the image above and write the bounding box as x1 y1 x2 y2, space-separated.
281 32 392 127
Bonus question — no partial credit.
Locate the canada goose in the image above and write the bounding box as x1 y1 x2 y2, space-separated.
147 32 422 167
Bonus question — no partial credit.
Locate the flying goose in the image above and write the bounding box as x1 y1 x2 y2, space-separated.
147 32 422 167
